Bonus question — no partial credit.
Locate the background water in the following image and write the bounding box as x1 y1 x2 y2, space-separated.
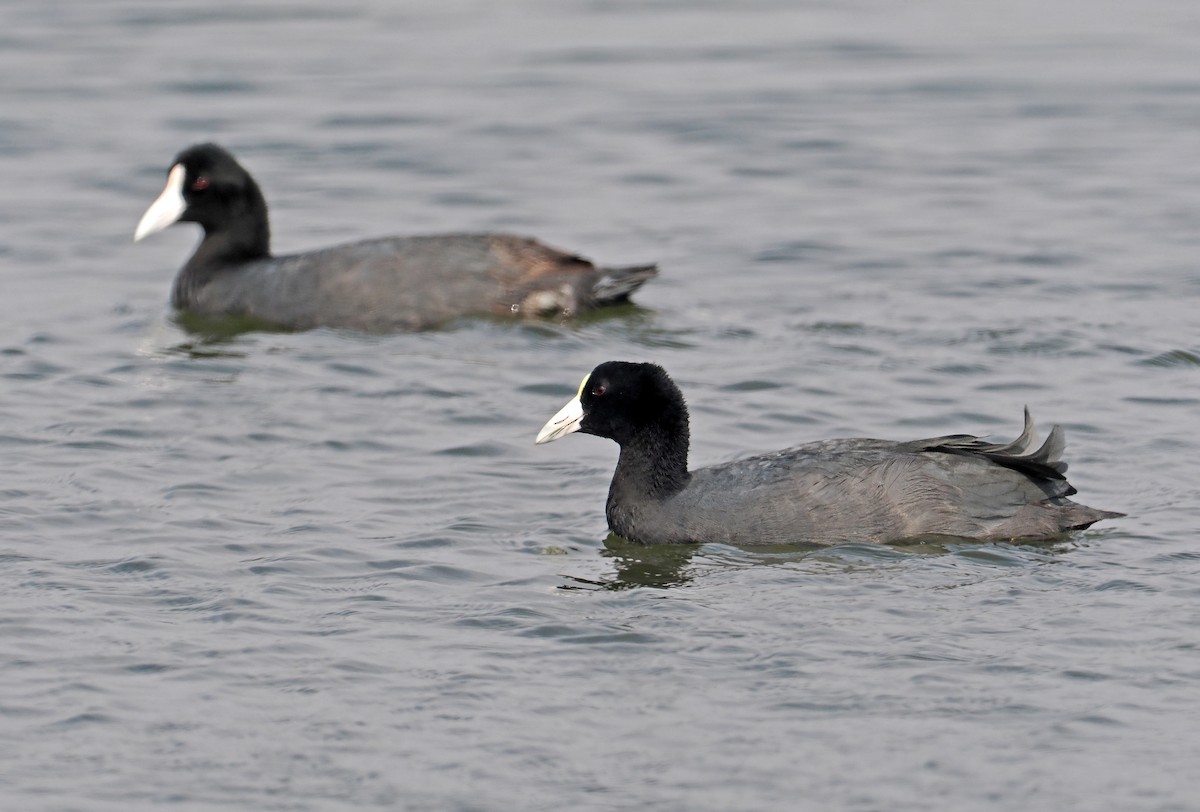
2 1 1198 809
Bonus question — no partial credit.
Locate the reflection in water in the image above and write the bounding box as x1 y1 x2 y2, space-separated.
559 534 700 591
165 341 250 360
133 312 279 359
562 533 1080 591
131 316 251 365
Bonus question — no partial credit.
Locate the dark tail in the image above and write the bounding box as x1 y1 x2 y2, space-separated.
927 408 1125 530
590 264 658 305
928 408 1069 483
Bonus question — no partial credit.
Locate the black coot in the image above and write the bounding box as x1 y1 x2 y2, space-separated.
535 361 1123 545
134 144 657 331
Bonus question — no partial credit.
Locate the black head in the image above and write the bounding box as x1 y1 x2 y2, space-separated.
134 143 270 258
536 361 690 449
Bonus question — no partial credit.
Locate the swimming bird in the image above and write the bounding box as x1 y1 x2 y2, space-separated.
134 143 656 331
535 361 1122 545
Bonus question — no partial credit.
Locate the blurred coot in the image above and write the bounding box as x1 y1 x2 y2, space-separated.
135 143 656 332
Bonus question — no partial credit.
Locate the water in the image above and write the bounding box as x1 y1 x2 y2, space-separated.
2 1 1199 809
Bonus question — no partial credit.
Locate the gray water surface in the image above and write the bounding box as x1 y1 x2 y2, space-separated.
2 1 1199 810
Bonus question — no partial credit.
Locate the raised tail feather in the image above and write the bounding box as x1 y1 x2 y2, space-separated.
925 408 1070 484
972 407 1068 478
590 264 658 305
925 408 1124 532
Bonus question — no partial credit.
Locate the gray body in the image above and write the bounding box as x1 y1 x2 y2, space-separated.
138 144 656 332
175 233 655 332
605 416 1122 546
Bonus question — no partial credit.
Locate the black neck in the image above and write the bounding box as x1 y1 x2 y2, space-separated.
173 199 270 307
610 422 691 502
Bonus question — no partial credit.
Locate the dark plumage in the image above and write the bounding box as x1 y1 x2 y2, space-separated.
535 361 1123 546
134 143 656 331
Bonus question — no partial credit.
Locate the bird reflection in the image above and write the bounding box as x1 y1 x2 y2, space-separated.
558 533 1082 591
558 534 699 591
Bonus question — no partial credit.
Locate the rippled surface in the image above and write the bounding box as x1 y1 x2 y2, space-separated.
2 1 1199 809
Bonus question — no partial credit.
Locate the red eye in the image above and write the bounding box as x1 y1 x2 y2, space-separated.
191 176 209 191
591 384 607 397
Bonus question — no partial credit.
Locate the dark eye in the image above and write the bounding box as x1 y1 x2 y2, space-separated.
591 384 607 397
191 176 209 191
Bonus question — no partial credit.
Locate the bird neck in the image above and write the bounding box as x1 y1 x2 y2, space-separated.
610 423 691 502
173 209 271 307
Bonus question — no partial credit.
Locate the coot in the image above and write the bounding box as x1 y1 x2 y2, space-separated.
134 144 656 331
535 361 1122 545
